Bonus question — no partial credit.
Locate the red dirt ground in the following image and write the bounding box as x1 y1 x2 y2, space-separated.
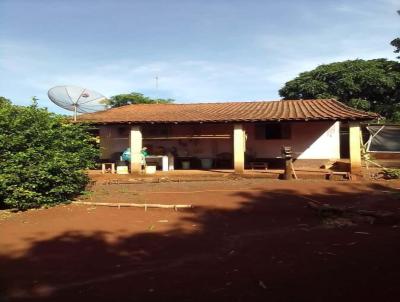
1 179 400 302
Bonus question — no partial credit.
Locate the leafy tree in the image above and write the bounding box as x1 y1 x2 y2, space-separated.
392 38 400 59
107 92 174 108
0 98 98 210
390 10 400 59
0 96 11 105
279 59 400 122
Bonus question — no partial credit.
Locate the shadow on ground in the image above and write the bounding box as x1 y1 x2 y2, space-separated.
1 182 400 302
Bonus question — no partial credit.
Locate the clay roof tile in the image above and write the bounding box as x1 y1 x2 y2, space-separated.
77 99 379 124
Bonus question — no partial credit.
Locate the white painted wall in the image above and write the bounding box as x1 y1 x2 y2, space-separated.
297 121 340 159
99 121 341 160
244 121 340 159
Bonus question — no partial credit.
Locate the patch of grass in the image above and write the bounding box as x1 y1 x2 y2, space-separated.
118 189 138 195
98 189 110 195
80 190 94 201
382 168 400 179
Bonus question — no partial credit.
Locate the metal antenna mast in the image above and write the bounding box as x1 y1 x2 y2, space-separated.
155 75 159 103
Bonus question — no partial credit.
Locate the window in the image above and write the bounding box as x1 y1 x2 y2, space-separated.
255 123 291 140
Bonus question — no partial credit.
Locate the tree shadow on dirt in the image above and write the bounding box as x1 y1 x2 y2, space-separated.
1 182 400 302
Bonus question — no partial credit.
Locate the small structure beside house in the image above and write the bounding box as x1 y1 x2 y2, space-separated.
364 124 400 168
78 99 378 177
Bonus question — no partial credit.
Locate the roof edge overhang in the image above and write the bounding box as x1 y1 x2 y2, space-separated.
76 117 378 125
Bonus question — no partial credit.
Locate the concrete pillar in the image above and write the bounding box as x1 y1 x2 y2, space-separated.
129 126 143 173
233 124 245 173
349 122 362 177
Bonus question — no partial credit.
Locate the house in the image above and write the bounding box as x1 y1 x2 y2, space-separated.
78 99 378 176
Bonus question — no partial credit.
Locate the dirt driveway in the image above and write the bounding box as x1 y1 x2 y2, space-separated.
1 179 400 302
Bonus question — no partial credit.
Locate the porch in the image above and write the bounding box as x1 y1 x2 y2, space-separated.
97 119 363 177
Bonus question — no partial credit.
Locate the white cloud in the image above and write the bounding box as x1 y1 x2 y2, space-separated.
1 43 278 110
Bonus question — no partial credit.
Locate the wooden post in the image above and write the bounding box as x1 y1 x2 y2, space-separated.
283 158 293 180
281 146 294 180
234 124 245 173
349 122 362 178
129 126 143 173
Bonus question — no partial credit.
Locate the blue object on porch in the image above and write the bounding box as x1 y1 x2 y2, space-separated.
121 147 149 163
121 148 131 162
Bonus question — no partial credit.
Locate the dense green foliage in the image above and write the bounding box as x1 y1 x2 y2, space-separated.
392 38 400 59
107 92 174 108
0 99 98 210
391 10 400 59
279 59 400 122
0 96 10 105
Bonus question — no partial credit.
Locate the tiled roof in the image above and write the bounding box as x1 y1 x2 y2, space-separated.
77 99 379 124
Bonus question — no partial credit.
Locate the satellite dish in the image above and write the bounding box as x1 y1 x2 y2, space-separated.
48 85 107 121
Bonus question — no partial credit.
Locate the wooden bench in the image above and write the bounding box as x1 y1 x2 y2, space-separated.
250 162 268 170
326 171 352 180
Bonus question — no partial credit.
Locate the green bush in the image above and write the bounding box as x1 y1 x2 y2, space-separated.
382 168 400 179
0 98 98 210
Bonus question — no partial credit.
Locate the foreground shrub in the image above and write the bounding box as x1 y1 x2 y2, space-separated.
0 98 98 210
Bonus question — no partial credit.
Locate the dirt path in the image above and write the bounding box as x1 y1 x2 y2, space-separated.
1 179 400 301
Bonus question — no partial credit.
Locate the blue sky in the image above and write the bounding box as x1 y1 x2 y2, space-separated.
0 0 399 113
